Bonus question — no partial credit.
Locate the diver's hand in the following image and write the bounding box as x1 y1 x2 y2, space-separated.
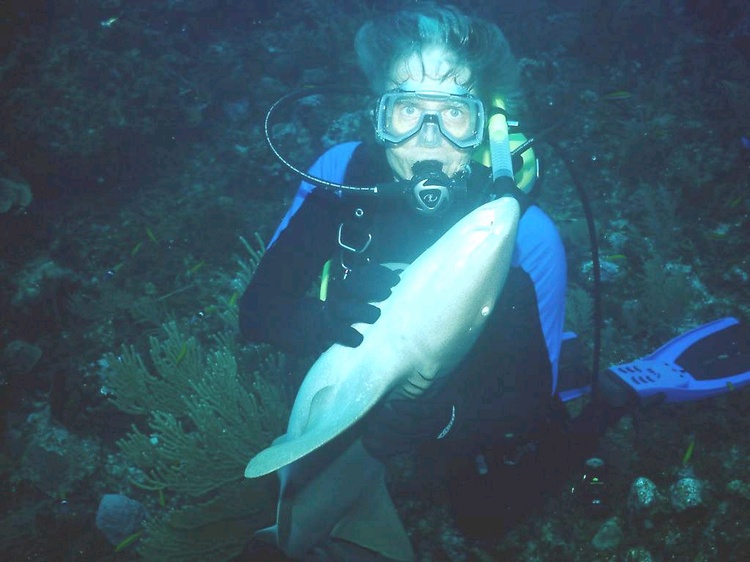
290 263 402 353
239 293 374 355
288 297 378 354
268 290 384 355
241 263 400 356
312 262 400 351
335 262 401 303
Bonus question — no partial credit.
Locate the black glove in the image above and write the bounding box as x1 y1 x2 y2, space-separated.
332 262 402 303
240 263 400 356
306 262 401 352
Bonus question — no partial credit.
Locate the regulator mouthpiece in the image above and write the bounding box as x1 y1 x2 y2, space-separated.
410 160 458 215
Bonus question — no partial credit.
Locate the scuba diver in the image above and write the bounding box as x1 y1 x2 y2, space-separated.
238 4 750 561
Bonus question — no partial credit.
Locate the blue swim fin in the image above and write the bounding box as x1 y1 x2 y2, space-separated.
600 317 750 406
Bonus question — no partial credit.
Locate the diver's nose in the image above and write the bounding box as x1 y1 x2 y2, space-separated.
417 121 443 147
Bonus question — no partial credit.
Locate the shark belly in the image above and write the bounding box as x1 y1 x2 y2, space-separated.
246 196 521 559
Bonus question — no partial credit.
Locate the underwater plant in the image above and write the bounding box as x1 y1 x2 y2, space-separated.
105 321 288 560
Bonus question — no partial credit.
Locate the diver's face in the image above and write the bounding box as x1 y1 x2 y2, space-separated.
384 47 475 180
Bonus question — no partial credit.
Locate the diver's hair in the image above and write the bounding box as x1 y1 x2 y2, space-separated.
354 3 521 112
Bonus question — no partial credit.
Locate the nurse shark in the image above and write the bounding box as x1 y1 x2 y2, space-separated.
245 196 521 560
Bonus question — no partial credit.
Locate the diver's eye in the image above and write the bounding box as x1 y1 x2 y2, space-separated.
401 104 418 116
442 106 468 122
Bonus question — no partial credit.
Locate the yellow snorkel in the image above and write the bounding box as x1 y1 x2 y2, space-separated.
473 95 538 197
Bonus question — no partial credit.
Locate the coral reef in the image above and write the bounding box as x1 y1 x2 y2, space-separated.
0 0 748 560
101 308 288 559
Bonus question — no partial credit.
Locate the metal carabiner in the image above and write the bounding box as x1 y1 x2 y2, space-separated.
337 207 373 271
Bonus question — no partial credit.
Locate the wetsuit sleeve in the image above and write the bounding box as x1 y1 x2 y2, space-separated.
238 143 360 349
513 205 567 395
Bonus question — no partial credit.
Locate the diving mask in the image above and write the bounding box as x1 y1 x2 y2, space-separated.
374 89 486 149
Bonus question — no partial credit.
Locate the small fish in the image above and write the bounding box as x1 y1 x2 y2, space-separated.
158 488 166 507
146 227 158 243
604 254 627 261
115 531 142 552
682 435 695 465
228 291 239 308
602 90 633 101
188 260 205 274
100 15 120 28
728 196 743 209
175 343 188 365
131 241 143 256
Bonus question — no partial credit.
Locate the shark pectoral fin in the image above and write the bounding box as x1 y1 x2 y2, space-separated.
270 433 287 446
330 471 415 562
246 431 322 478
245 385 338 478
304 384 337 431
253 524 278 545
246 388 385 478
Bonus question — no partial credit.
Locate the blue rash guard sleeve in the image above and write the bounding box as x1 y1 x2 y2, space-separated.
513 205 567 395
